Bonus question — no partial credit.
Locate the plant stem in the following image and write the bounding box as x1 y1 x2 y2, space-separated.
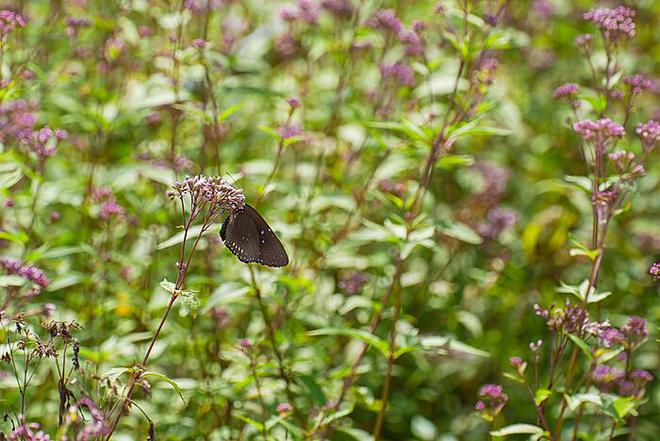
248 266 307 428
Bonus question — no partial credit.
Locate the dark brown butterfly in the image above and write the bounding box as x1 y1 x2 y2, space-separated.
220 204 289 267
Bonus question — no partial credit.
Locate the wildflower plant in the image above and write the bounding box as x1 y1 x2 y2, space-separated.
0 1 657 440
489 5 657 440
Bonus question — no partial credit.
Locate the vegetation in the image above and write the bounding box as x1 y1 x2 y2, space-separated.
0 1 657 440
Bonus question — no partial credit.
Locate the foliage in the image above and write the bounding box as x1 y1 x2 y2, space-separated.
0 1 657 440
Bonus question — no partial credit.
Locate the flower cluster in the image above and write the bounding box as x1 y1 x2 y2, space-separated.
64 17 92 38
338 272 368 294
184 0 222 15
367 9 402 34
650 262 660 280
573 118 624 151
320 0 353 20
0 100 37 141
0 257 50 288
553 83 579 99
71 397 110 440
380 62 415 87
7 421 51 441
478 207 517 240
623 74 653 95
475 384 508 422
0 9 25 35
277 124 304 139
21 126 68 159
280 0 320 25
92 187 125 221
583 6 636 41
534 301 587 335
636 120 658 153
167 175 245 214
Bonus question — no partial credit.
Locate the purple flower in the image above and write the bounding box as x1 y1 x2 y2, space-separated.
483 14 498 27
238 338 252 351
5 197 15 207
591 364 625 392
274 33 300 59
93 187 125 221
367 9 402 35
191 38 208 49
399 29 425 57
184 0 223 15
573 118 624 148
297 0 320 24
286 97 301 109
553 83 579 99
478 207 517 240
623 74 653 95
575 33 592 51
65 16 92 37
636 120 659 153
380 62 415 87
1 257 50 288
277 402 293 415
598 327 624 348
74 397 110 440
509 356 522 367
475 383 508 420
0 10 25 35
630 369 653 382
622 316 647 338
584 6 636 40
650 262 660 280
277 124 303 139
533 0 554 18
479 384 503 399
338 272 368 294
7 421 51 441
321 0 353 19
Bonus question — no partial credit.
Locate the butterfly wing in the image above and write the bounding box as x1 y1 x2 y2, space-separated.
220 204 289 267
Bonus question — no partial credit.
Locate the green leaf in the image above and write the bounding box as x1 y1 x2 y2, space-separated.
534 388 552 406
0 230 29 244
612 396 635 419
435 154 475 170
142 371 186 404
437 220 483 245
321 404 354 426
298 375 327 406
0 275 25 288
490 423 545 437
567 334 592 361
308 328 389 356
236 415 263 431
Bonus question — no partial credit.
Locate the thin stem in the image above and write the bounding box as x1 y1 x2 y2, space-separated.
248 266 307 428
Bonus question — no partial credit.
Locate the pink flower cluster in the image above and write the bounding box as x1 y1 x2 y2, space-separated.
92 187 125 221
0 9 25 35
573 118 624 147
553 83 579 99
280 0 320 25
0 256 50 288
380 62 415 87
583 6 636 40
636 120 659 152
623 74 653 95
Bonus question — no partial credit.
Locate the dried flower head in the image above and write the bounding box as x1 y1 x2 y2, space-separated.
167 175 245 214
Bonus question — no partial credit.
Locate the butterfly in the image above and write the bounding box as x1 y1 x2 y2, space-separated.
220 204 289 267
